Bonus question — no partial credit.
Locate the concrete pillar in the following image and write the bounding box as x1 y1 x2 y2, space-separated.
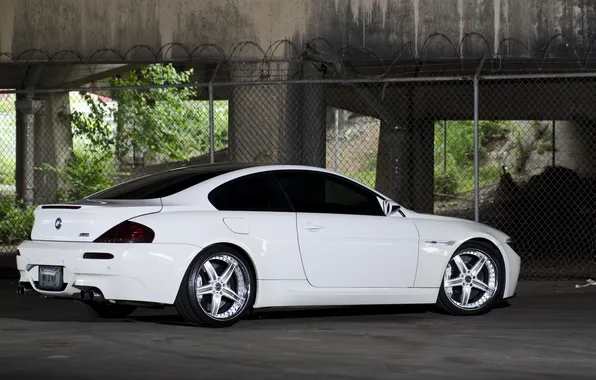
553 120 596 177
301 81 327 167
410 119 435 214
33 92 72 204
375 118 406 202
228 61 327 166
375 86 435 213
227 63 302 164
15 95 44 205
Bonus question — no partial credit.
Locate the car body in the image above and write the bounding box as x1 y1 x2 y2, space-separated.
16 163 520 327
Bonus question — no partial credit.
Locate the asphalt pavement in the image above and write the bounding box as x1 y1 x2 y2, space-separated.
0 278 595 380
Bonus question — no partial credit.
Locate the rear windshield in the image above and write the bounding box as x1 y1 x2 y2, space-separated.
87 165 251 200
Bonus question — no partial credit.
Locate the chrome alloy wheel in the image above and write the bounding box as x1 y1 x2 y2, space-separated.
443 249 498 311
194 254 251 320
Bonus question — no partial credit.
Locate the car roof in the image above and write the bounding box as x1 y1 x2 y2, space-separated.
162 162 334 177
164 162 262 174
87 162 391 202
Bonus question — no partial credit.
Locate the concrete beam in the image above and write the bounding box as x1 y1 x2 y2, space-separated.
2 0 595 64
60 64 137 88
0 63 136 90
327 80 596 121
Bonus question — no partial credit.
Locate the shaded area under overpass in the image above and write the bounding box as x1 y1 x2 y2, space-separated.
4 58 596 281
10 64 596 211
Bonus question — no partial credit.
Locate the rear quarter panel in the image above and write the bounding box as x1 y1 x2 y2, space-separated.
131 208 307 282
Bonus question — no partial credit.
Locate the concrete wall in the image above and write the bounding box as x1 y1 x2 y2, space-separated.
1 0 595 62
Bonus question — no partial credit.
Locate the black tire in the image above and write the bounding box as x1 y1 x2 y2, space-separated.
76 300 137 318
174 244 256 328
436 241 505 316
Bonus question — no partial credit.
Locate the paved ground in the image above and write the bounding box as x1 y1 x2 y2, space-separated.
0 279 595 380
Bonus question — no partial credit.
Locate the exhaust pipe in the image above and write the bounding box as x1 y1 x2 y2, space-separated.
16 285 38 296
90 289 105 302
79 288 105 302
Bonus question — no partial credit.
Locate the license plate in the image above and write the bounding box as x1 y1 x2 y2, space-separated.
38 266 63 291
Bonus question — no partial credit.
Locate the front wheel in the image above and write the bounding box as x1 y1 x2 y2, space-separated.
437 241 505 316
175 245 256 328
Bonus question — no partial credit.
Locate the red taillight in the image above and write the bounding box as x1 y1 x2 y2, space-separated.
94 221 155 243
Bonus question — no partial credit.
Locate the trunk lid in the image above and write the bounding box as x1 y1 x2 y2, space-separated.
30 199 163 242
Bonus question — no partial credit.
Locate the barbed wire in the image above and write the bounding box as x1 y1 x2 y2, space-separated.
2 33 596 80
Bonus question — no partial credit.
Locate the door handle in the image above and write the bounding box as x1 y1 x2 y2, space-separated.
304 222 324 231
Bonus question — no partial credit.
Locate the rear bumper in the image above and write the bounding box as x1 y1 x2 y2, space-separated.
16 240 202 304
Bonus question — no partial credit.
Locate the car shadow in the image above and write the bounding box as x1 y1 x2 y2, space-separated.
131 304 433 327
1 280 512 326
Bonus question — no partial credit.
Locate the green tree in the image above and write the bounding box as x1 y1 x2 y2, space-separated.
111 64 214 162
434 120 509 195
45 64 228 202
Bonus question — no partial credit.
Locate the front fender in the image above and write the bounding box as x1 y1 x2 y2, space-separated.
412 217 517 291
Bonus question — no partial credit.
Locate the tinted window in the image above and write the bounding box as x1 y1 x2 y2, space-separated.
209 173 292 212
274 171 384 216
88 164 255 200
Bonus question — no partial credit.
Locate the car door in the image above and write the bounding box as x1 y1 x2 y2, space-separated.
273 170 420 288
207 172 305 280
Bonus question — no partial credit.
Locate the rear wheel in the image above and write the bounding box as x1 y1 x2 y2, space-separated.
175 245 256 328
76 301 137 318
437 241 504 316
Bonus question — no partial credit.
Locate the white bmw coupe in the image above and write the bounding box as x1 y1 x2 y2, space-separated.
16 163 520 327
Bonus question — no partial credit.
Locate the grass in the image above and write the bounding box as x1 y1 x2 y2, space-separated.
352 170 376 188
445 165 503 195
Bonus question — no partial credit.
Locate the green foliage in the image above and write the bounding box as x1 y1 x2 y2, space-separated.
434 120 510 195
456 165 503 194
435 170 458 195
0 197 35 245
40 150 118 202
63 64 219 163
513 129 530 173
0 156 15 185
353 170 376 188
533 123 555 156
536 140 554 155
111 64 213 162
351 155 377 188
65 94 115 155
531 120 543 140
481 120 509 142
49 64 229 202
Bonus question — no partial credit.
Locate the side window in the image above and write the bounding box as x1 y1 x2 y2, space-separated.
274 171 384 216
208 173 292 212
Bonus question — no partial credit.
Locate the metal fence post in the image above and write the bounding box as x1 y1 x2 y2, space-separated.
334 109 339 171
443 120 447 173
208 62 222 164
473 56 486 223
552 120 556 167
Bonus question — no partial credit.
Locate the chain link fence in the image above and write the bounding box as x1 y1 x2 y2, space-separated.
1 64 595 281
